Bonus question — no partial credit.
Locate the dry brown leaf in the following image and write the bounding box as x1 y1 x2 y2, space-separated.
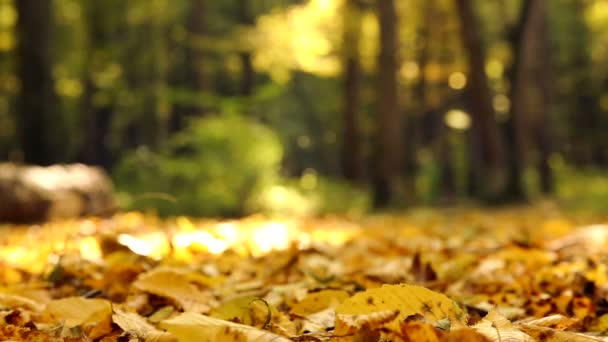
0 292 46 312
518 324 605 342
399 321 443 341
440 328 492 341
520 314 579 330
0 324 64 342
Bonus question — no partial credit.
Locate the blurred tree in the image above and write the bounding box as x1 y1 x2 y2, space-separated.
121 1 171 149
341 0 364 181
503 0 555 198
239 0 255 96
373 0 405 207
455 0 506 200
15 0 58 165
170 0 207 132
79 1 124 168
503 0 532 201
532 0 554 194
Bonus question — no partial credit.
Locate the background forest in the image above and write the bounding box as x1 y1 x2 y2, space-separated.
2 0 608 217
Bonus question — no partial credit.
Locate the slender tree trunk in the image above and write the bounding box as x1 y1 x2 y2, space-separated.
503 0 533 201
341 0 363 181
455 0 505 200
532 0 554 194
188 0 206 92
80 2 115 168
170 0 207 132
239 0 255 96
15 0 56 165
406 1 432 181
373 0 404 207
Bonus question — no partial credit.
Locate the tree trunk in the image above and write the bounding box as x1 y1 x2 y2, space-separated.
531 0 554 194
373 0 404 207
455 0 505 200
239 0 255 97
170 0 207 132
15 0 57 166
503 0 533 201
80 1 116 168
341 0 363 181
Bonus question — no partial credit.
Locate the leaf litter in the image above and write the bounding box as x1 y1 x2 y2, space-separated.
0 206 608 341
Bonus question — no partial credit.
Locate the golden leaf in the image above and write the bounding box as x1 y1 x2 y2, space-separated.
290 289 349 317
210 295 263 326
159 312 292 342
112 306 176 342
335 283 467 332
44 297 112 328
133 267 213 313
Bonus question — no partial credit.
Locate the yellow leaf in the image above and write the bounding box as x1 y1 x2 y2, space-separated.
210 295 261 326
112 306 176 342
335 283 467 332
133 267 213 313
44 297 112 328
290 289 349 316
160 312 291 342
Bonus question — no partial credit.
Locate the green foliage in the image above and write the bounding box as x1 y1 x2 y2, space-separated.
553 158 608 214
252 175 371 217
114 115 283 217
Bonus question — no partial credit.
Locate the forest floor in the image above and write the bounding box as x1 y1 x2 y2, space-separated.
1 204 608 341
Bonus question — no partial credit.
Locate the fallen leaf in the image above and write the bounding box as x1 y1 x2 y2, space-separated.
290 289 349 317
472 311 533 342
336 283 467 332
335 309 400 335
133 267 214 313
160 311 291 342
112 306 176 342
44 297 112 328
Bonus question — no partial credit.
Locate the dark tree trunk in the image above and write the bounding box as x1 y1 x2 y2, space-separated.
170 0 207 132
15 0 56 166
503 0 533 201
373 0 404 207
531 0 554 194
239 0 255 97
187 0 206 91
341 0 363 181
455 0 505 200
80 2 116 168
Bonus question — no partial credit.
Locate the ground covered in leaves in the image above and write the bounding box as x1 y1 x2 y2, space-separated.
1 204 608 341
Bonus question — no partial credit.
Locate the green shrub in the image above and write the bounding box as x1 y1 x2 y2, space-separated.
114 116 283 217
251 173 371 217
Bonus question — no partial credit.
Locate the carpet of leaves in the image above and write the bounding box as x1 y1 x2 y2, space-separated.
1 204 608 341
